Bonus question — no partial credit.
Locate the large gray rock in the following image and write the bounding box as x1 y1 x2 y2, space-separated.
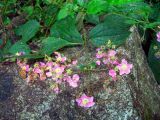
124 27 160 120
0 28 159 120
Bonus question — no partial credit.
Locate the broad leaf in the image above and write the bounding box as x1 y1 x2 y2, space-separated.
1 39 12 54
144 22 160 29
0 39 12 60
15 20 40 42
9 41 31 55
87 0 108 14
89 14 131 46
22 6 34 16
149 3 160 21
0 39 4 61
107 0 143 6
43 5 58 26
85 15 100 24
57 3 76 20
114 2 151 21
148 41 160 84
50 17 83 43
76 0 87 7
0 50 3 61
41 37 79 55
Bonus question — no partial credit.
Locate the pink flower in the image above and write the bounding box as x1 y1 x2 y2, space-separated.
33 67 42 74
109 69 116 78
46 61 54 70
117 59 133 75
55 79 62 84
66 74 80 88
46 71 52 77
63 75 72 82
53 87 61 94
96 48 101 51
103 58 108 64
96 51 104 59
112 60 119 65
53 66 65 75
55 52 66 63
69 81 78 88
107 50 116 57
72 74 80 82
21 65 30 72
39 62 46 67
46 61 53 67
96 60 101 65
76 94 95 108
157 32 160 42
72 60 78 65
39 73 46 81
50 84 61 94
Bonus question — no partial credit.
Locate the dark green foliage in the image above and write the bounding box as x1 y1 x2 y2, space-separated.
106 0 143 5
9 41 31 55
41 37 76 55
50 17 83 44
86 0 108 14
89 15 131 46
85 15 100 24
57 3 77 20
149 3 160 21
15 20 40 42
148 41 160 84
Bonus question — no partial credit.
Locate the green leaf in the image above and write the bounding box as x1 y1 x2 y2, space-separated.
76 0 86 6
0 39 12 59
85 14 100 24
87 0 108 14
0 50 3 61
149 3 160 21
148 41 160 84
2 40 12 54
15 20 40 42
41 37 78 55
42 5 58 26
50 17 83 43
107 0 143 6
57 3 75 20
144 22 160 29
89 14 131 46
9 41 31 55
0 39 4 61
125 19 138 25
22 6 34 16
115 2 151 21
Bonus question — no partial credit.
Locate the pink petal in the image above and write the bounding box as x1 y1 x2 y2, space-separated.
89 96 94 101
96 60 101 65
72 74 80 82
46 72 52 77
69 81 78 88
85 102 95 108
72 60 78 65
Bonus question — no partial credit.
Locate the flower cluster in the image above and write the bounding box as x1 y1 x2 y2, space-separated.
96 48 133 80
17 47 133 109
17 52 80 94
